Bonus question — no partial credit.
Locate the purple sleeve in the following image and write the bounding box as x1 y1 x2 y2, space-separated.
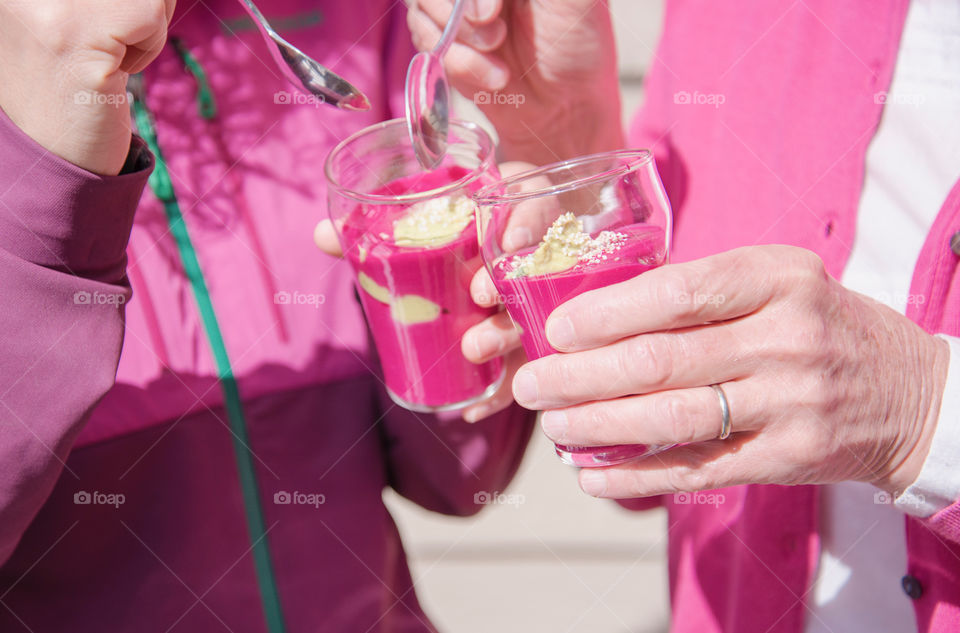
377 386 536 517
0 109 152 564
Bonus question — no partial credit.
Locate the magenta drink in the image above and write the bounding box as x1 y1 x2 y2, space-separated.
494 219 667 359
326 120 503 412
474 151 673 466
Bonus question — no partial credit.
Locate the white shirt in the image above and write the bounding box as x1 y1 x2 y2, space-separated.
806 1 960 631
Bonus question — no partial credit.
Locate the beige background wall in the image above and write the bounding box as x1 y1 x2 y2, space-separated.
387 3 670 631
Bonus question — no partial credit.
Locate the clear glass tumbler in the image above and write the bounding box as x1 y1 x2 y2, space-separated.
325 119 504 412
473 150 672 466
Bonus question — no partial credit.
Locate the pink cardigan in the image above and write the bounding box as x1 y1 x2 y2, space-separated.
627 1 960 631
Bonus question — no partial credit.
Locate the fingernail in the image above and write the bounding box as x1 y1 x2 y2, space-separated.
580 470 608 497
540 410 568 441
484 67 509 91
546 315 575 349
468 0 497 21
512 370 539 407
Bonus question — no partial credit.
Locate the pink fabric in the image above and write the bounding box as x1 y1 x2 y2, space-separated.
0 2 533 631
628 1 960 631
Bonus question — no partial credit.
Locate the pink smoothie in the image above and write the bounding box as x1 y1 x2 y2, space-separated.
493 224 667 360
342 166 502 410
492 223 667 467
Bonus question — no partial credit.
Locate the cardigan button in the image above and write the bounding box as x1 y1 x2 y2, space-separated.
951 231 960 256
901 574 923 600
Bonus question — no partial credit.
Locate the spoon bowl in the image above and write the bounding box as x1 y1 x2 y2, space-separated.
405 51 450 169
238 0 370 111
405 0 467 169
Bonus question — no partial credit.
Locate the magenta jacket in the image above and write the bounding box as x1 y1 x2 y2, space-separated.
626 1 960 631
0 1 532 631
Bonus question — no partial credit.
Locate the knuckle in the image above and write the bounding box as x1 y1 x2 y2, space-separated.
583 405 615 441
625 335 675 388
666 464 710 494
30 5 73 53
659 395 699 444
657 270 691 309
147 0 169 27
778 247 828 292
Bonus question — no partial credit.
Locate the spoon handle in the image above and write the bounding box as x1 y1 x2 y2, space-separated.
433 0 468 58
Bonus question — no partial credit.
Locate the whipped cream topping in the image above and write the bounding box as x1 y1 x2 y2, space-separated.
393 195 475 247
506 212 626 278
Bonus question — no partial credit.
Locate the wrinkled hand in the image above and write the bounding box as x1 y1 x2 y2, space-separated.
0 0 175 175
407 0 623 164
510 245 950 498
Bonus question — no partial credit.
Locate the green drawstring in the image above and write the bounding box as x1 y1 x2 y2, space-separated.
171 37 218 120
129 74 287 633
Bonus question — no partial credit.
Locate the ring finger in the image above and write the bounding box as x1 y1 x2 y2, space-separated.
540 380 757 447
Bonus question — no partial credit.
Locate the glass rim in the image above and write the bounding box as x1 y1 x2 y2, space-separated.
473 149 654 205
323 118 495 205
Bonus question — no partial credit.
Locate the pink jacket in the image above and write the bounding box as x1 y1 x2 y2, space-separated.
0 1 532 631
627 1 960 631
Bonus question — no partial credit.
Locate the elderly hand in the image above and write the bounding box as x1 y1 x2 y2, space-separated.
511 245 950 498
0 0 175 175
406 0 623 164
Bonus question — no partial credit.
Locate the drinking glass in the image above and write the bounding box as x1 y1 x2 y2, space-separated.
473 150 672 466
325 118 504 412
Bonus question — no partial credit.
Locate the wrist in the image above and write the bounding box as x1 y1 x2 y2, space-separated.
876 334 950 495
0 82 133 176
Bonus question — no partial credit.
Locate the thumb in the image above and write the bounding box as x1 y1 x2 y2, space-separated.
314 220 343 257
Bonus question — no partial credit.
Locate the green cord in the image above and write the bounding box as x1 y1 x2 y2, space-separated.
131 79 287 633
171 37 218 120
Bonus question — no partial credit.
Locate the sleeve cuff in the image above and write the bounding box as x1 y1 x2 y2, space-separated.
895 334 960 517
0 106 153 283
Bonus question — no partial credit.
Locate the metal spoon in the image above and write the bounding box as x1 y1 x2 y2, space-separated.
405 0 468 169
237 0 370 111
